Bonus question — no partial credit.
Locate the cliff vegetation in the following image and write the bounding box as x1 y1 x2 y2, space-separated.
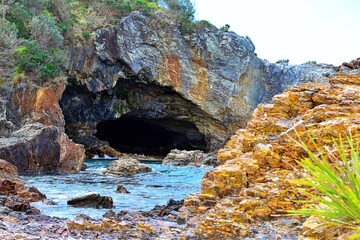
0 0 215 90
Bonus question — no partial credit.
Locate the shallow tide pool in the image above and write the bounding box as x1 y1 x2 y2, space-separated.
23 159 211 219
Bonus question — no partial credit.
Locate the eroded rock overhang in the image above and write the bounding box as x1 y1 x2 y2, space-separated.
62 11 338 154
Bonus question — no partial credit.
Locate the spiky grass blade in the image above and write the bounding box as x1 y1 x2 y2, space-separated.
289 133 360 237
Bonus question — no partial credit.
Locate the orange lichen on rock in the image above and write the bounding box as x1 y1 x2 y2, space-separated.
10 84 66 128
187 74 360 239
159 53 182 90
189 52 209 104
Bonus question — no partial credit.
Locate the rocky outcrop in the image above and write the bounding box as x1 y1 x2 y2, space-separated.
143 199 184 218
0 159 45 214
67 193 113 209
0 123 84 174
62 11 337 153
342 57 360 70
163 149 217 167
0 83 85 174
180 74 360 238
6 84 66 129
103 158 151 177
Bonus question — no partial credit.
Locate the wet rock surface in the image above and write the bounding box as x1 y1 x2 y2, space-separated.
142 199 184 218
163 149 218 167
67 193 113 209
116 185 130 193
103 158 152 177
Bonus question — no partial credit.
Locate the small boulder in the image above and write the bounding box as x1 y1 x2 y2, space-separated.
163 149 218 167
143 198 184 218
103 158 151 177
103 210 117 219
116 185 130 193
67 193 113 209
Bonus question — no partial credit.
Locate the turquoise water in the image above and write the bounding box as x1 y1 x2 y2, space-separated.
23 159 211 219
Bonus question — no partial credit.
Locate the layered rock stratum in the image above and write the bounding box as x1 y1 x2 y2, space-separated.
62 11 337 153
182 73 360 238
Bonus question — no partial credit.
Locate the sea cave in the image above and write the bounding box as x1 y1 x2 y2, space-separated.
95 115 207 156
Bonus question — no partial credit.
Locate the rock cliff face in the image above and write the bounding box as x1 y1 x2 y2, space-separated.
0 84 85 174
62 11 336 154
182 73 360 238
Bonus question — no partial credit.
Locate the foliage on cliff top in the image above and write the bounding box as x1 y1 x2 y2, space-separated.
289 133 360 239
0 0 212 88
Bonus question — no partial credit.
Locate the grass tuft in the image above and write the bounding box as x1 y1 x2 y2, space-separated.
288 133 360 239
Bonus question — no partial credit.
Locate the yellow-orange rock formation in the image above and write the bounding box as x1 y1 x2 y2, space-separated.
183 74 360 238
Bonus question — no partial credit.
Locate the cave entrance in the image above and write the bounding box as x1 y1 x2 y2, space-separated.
95 116 207 156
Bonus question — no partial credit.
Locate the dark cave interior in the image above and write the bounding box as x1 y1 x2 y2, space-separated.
95 116 207 156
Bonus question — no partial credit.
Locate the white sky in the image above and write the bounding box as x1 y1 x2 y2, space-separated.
193 0 360 65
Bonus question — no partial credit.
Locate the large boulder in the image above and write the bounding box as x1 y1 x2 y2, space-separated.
67 193 113 209
0 123 84 174
163 149 217 167
103 158 151 177
0 83 85 174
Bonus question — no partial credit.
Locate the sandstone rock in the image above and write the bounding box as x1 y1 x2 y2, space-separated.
103 159 151 177
188 74 360 239
163 149 217 167
116 185 130 193
67 215 131 232
67 193 113 209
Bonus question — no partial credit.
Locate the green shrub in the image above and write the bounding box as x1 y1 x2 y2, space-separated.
0 19 20 81
276 59 289 64
162 0 195 34
198 20 215 28
29 15 64 48
304 60 317 65
14 40 64 82
133 0 160 15
7 1 34 39
289 133 360 239
220 24 230 32
39 63 60 80
82 30 90 40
